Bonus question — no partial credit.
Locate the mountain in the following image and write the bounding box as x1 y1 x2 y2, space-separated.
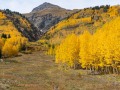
32 2 63 12
43 5 120 44
0 9 42 41
24 2 77 33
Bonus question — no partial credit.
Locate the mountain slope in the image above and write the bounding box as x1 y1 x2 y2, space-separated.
24 2 77 33
43 5 120 44
0 9 41 41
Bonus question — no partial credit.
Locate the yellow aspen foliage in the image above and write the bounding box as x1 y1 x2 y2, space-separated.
108 6 120 17
19 17 31 29
0 38 4 49
0 21 22 37
0 12 6 19
47 45 56 55
98 17 120 67
2 36 28 57
2 43 18 57
79 30 92 69
0 38 4 58
0 38 4 57
79 17 92 22
70 12 80 19
55 16 120 74
55 34 79 68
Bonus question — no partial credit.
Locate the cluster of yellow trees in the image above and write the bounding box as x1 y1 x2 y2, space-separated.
0 36 28 58
0 12 6 19
0 11 29 58
55 17 120 74
49 19 81 34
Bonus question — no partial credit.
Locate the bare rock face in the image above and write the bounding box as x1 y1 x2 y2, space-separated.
24 2 77 33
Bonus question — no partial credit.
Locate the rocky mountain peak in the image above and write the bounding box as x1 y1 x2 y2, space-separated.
32 2 62 12
25 2 76 33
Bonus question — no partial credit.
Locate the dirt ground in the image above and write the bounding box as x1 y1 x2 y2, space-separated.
0 51 120 90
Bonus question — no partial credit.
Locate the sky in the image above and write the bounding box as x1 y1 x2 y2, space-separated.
0 0 120 13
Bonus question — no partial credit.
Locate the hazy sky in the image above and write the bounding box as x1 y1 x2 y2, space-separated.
0 0 120 13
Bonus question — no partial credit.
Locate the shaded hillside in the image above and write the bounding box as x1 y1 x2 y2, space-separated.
25 2 78 33
43 5 120 44
0 9 42 41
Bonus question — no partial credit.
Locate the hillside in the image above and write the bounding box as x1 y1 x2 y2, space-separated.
43 5 120 44
0 9 41 41
25 2 78 33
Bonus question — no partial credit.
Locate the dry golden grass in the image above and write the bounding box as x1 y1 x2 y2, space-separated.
0 51 120 90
